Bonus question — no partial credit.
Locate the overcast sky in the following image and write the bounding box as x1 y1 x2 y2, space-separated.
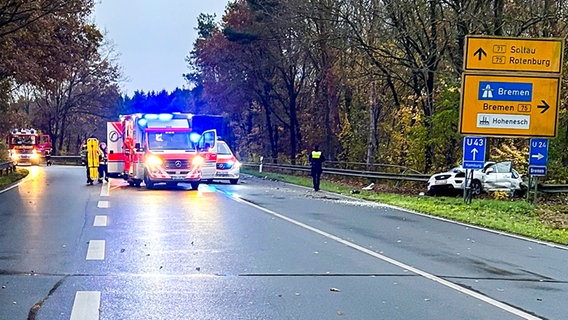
93 0 230 95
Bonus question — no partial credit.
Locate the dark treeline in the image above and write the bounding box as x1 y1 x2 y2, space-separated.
0 0 120 156
185 0 568 181
2 0 568 182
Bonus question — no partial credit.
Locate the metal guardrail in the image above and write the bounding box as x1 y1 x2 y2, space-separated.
246 162 430 182
50 155 83 165
44 156 568 193
0 161 16 176
242 161 568 193
536 184 568 193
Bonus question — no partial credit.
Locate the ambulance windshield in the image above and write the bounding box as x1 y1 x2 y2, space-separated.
147 132 196 151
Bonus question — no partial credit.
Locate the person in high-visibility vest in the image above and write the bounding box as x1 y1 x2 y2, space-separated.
97 142 109 183
308 145 326 191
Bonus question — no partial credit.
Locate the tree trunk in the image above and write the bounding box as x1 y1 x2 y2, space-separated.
366 83 381 169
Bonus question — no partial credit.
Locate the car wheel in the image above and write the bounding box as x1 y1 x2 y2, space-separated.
144 173 154 189
516 184 528 197
470 180 482 195
229 179 238 185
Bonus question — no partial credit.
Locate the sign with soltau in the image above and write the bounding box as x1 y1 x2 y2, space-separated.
464 36 563 74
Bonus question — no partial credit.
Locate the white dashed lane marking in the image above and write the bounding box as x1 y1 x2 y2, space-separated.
93 215 107 227
86 240 105 260
97 200 109 208
99 181 110 197
70 291 101 320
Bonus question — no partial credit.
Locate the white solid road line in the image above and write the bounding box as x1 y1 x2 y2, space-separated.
93 215 107 227
97 200 109 208
231 195 542 320
86 240 105 260
69 291 101 320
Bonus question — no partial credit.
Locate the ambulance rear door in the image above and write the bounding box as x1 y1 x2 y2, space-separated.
107 122 125 177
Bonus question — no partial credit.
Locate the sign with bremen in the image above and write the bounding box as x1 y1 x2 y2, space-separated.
464 36 564 74
459 74 560 138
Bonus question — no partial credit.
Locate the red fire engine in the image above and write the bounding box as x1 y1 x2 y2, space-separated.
6 128 52 165
107 113 218 189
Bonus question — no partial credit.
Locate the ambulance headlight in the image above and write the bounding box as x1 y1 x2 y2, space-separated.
10 152 19 161
145 155 163 167
192 156 204 166
30 149 39 159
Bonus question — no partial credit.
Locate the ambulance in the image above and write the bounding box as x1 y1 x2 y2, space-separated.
107 113 217 189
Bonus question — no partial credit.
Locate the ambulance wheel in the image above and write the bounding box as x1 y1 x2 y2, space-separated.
144 173 154 189
230 179 238 185
190 182 199 190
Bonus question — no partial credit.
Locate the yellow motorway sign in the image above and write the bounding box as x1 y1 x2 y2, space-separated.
465 36 564 74
460 74 560 137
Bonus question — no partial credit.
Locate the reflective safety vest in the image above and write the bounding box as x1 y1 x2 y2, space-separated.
311 151 322 159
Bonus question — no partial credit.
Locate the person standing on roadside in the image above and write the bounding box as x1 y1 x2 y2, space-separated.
309 145 326 191
97 142 109 183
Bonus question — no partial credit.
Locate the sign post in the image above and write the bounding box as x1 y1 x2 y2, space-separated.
460 36 563 203
462 136 486 203
461 36 564 138
528 138 548 176
462 136 486 169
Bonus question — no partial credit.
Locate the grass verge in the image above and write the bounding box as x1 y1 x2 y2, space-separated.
0 168 29 190
243 168 568 246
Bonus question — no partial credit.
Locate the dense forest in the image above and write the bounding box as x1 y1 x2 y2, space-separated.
187 0 568 180
1 0 568 181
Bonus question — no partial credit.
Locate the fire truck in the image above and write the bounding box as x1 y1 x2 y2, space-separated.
107 113 218 189
6 128 52 165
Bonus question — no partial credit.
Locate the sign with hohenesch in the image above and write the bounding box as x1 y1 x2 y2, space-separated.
459 74 560 137
465 36 563 74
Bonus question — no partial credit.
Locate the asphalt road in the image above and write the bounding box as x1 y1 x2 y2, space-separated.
0 165 566 319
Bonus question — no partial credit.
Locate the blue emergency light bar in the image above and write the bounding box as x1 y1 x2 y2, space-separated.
190 132 201 143
137 119 148 127
144 114 158 120
158 113 173 121
137 113 177 127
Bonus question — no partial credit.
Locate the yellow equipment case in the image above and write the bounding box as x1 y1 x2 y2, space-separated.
87 138 100 181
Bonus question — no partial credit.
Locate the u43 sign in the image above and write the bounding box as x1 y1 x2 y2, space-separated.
463 136 486 169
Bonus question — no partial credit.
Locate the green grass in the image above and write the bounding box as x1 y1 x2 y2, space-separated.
243 168 568 246
0 168 29 189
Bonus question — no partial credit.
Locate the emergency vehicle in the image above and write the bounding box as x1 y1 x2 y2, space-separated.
6 128 51 165
107 113 218 189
